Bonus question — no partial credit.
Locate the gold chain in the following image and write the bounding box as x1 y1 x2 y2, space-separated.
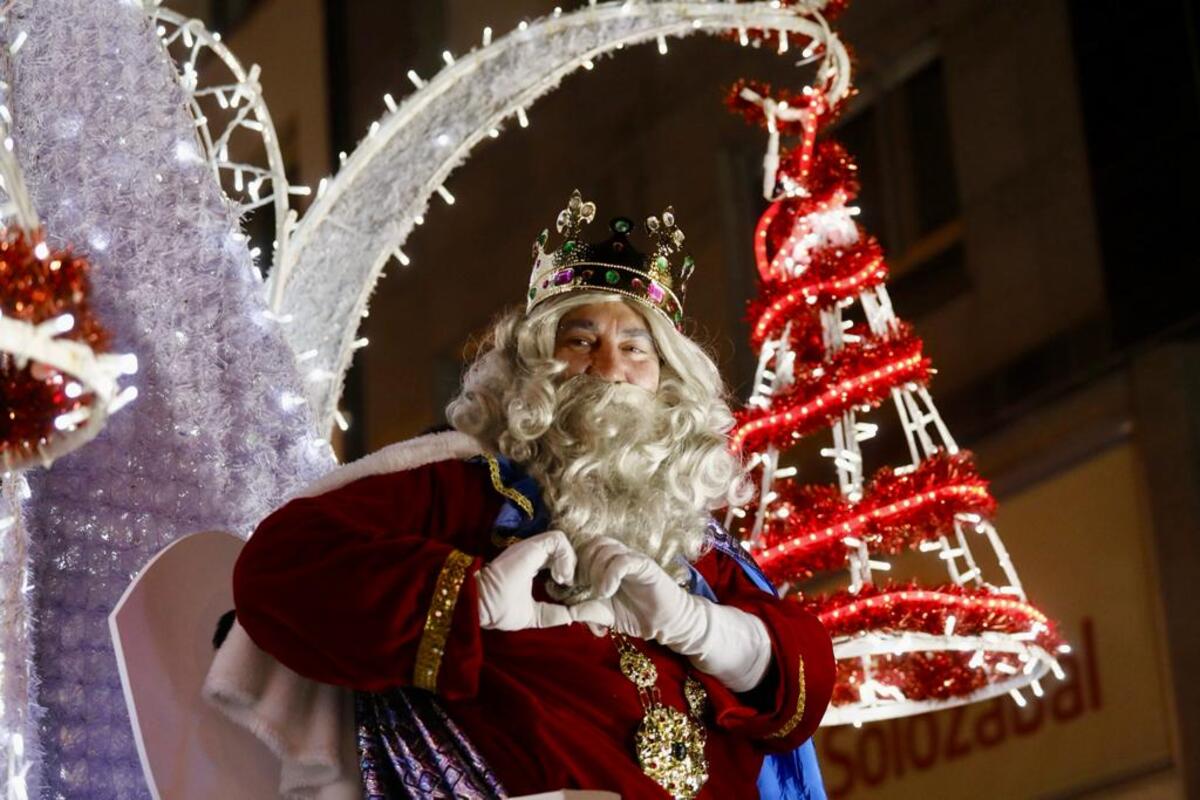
612 633 709 800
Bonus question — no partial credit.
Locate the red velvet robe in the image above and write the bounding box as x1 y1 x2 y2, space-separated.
233 455 834 798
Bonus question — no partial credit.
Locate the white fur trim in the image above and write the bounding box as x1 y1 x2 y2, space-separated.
203 624 361 799
293 429 484 499
204 430 485 797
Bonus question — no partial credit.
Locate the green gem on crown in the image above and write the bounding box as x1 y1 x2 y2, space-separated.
526 191 693 331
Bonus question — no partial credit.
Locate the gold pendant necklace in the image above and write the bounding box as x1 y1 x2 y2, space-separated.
612 633 709 800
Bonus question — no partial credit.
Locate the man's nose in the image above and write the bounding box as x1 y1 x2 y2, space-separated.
586 344 624 382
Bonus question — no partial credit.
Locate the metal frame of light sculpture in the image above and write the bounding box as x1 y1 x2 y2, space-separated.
145 1 306 283
726 104 1063 723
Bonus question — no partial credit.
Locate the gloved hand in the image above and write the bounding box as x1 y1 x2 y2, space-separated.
475 530 577 631
569 536 773 693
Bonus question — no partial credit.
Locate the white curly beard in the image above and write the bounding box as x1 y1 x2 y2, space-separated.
522 373 711 586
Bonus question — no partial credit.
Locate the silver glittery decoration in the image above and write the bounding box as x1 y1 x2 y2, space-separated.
7 0 333 795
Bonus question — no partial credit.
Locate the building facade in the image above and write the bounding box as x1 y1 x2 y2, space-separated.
210 1 1199 797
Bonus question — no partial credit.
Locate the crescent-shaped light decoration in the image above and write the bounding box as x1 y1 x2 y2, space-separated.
145 1 304 282
267 0 852 439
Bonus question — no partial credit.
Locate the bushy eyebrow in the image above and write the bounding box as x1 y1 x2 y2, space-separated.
557 319 597 334
557 319 654 343
621 328 654 343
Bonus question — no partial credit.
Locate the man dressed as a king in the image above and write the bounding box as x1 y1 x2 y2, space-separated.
225 191 835 799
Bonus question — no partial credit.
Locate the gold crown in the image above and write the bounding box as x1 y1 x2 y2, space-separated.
526 190 696 330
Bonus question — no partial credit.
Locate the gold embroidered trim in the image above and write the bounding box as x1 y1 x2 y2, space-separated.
765 659 807 739
490 530 523 549
483 453 535 518
413 549 474 692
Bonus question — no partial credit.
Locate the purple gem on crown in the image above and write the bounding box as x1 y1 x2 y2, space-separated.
647 281 665 303
553 268 575 286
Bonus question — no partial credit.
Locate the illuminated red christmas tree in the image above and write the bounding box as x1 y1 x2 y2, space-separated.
726 83 1065 725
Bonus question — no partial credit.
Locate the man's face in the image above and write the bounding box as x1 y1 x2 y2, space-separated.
553 301 661 393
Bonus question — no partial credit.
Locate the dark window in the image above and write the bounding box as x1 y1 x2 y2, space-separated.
836 106 889 249
163 0 263 34
211 0 262 33
888 241 970 320
1069 0 1200 345
829 56 969 315
904 60 961 236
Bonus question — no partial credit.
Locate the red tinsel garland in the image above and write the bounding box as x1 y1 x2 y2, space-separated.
777 139 861 213
747 451 997 578
732 326 930 452
0 227 110 464
800 582 1063 705
749 234 887 347
725 79 834 136
721 0 857 163
829 651 1016 706
803 582 1059 648
762 309 827 365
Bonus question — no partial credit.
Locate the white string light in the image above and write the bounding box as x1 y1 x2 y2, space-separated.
147 4 300 287
0 474 34 800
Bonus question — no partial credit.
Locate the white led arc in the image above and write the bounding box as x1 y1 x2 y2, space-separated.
147 4 296 274
267 1 852 439
0 473 34 800
0 30 39 798
0 133 37 234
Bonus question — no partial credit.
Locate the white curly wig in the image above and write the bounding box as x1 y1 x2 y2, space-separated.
446 292 752 577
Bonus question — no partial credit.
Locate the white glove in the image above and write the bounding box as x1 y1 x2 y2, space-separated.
570 536 773 693
475 530 577 631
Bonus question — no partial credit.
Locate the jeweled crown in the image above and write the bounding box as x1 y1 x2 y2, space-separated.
526 189 696 330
